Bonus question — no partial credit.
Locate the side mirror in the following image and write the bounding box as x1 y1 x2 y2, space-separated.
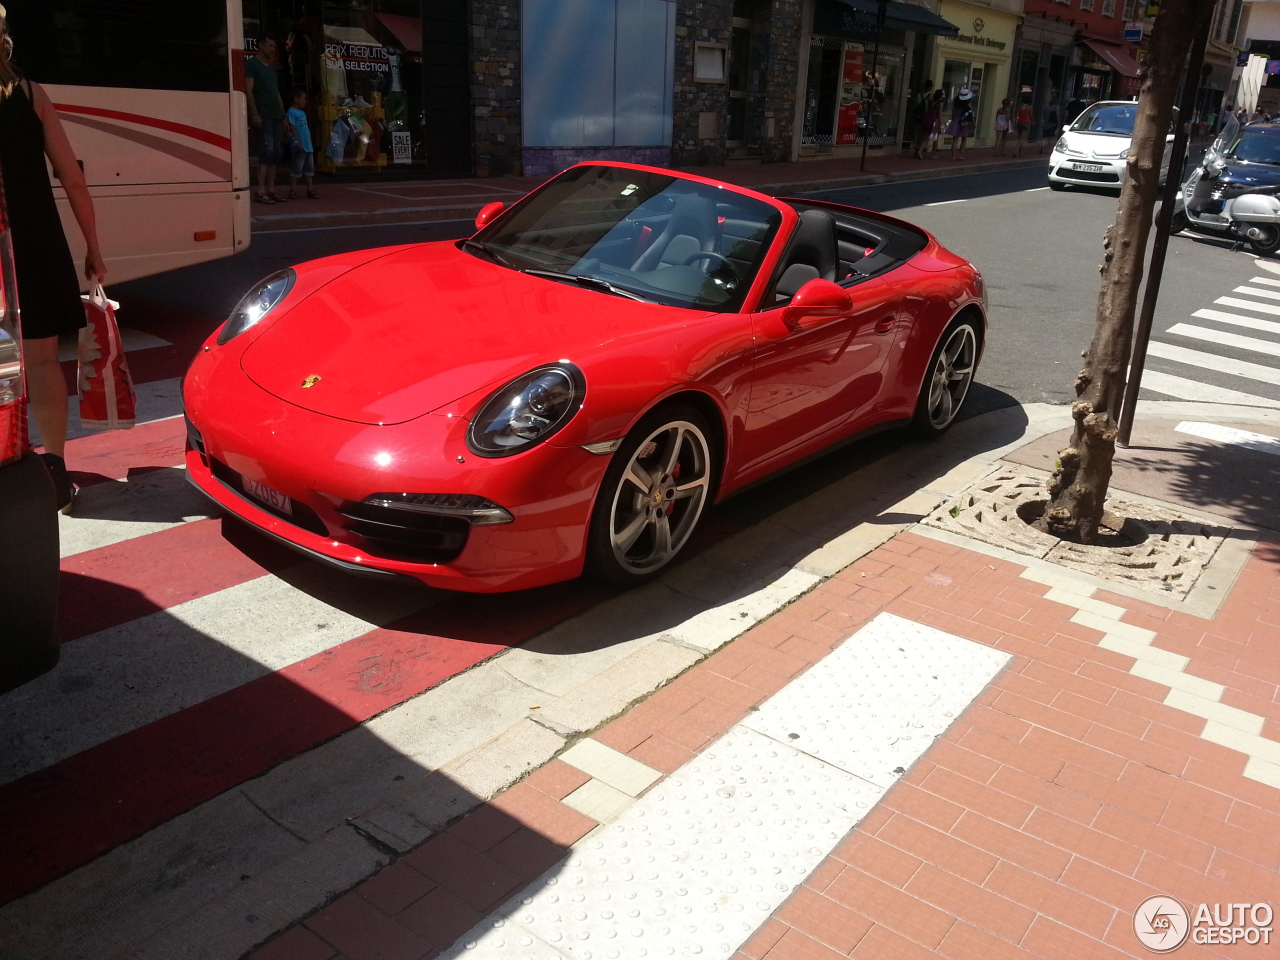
475 201 505 231
1062 124 1070 133
781 278 853 331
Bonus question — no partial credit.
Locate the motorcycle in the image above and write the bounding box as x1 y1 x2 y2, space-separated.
1167 114 1280 256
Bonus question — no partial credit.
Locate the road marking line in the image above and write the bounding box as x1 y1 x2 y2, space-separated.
1024 186 1050 192
453 613 1009 960
1249 276 1280 287
1215 295 1280 317
1146 341 1280 385
1175 420 1280 455
1139 369 1280 407
1192 307 1280 336
1166 323 1280 359
925 198 969 206
1233 285 1280 301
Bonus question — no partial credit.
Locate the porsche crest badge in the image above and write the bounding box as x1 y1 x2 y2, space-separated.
300 375 322 389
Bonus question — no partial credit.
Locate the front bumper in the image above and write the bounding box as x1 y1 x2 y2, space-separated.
1048 154 1125 186
184 367 610 593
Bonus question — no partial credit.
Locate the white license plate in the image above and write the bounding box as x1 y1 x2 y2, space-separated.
1072 162 1105 172
242 475 292 515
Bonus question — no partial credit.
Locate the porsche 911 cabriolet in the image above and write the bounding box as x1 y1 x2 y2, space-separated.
183 162 985 591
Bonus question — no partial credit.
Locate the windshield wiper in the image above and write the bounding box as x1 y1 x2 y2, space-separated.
461 239 518 269
522 268 649 302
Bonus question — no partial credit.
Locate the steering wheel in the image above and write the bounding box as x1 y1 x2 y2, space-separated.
678 250 736 273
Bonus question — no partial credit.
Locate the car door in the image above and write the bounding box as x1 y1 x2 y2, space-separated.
739 274 902 475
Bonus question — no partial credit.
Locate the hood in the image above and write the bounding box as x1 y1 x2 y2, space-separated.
240 242 706 425
1217 163 1280 191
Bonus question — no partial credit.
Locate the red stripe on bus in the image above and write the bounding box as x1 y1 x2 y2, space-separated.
53 103 232 152
58 518 302 641
0 582 610 905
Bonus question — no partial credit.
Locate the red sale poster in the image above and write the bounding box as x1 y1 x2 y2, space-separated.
836 43 864 144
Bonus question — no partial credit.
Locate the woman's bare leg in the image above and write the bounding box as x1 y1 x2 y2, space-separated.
23 335 68 458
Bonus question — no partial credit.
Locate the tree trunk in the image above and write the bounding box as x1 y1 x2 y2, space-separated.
1036 0 1217 543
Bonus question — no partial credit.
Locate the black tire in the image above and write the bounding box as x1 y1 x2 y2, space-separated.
1249 224 1280 256
910 317 981 439
1167 210 1189 235
585 404 716 586
1048 180 1067 191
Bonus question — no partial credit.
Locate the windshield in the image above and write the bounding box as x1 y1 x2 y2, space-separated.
1070 104 1138 136
468 165 783 312
1226 127 1280 164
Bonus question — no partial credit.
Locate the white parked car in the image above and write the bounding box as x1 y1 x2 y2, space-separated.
1048 101 1175 191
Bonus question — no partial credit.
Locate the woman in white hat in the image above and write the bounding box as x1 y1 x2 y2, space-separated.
946 87 976 160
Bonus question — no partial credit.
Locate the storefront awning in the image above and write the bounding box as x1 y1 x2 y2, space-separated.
821 0 960 39
375 13 422 54
1082 39 1141 78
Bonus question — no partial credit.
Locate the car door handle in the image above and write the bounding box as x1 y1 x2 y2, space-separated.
874 316 896 334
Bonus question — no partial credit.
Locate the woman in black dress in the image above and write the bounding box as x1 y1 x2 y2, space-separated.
0 5 107 510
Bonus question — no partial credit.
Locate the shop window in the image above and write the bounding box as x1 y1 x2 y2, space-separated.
523 0 676 148
1123 0 1136 16
1081 0 1094 11
8 0 228 92
802 36 904 148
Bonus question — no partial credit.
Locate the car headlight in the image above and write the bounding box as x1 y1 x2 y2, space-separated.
1052 136 1068 155
1118 148 1129 160
467 363 585 457
216 270 295 345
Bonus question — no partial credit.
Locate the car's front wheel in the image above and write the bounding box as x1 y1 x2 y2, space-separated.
1049 180 1067 191
911 317 980 438
586 405 714 586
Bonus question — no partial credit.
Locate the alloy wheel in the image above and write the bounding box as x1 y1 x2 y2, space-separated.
925 323 978 431
607 419 711 576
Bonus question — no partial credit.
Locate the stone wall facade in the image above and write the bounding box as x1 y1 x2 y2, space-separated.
470 1 522 176
748 0 803 163
672 0 736 167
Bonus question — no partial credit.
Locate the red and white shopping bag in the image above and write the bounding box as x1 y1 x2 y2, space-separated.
77 282 136 430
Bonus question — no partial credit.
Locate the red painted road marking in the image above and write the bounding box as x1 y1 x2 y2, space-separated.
64 415 187 488
59 518 301 642
0 581 613 905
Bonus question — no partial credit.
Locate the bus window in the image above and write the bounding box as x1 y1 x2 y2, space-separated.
3 0 229 93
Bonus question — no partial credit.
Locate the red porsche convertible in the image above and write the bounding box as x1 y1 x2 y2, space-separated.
184 163 984 592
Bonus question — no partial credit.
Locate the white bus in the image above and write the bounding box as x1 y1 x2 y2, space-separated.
8 0 250 287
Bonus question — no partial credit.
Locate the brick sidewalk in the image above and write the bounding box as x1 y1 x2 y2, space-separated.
249 527 1280 960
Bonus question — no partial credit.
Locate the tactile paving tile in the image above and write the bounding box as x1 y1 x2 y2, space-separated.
740 611 1010 788
446 726 880 960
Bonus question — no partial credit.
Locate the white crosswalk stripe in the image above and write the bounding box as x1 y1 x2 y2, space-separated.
1137 270 1280 406
1166 323 1280 359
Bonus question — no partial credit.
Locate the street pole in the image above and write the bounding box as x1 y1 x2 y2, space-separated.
859 0 889 172
1116 22 1211 448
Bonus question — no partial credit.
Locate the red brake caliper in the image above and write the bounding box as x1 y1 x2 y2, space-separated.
666 462 680 515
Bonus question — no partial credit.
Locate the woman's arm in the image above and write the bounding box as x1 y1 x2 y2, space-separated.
31 82 107 281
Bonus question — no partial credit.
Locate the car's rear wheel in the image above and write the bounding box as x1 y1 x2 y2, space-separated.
911 317 980 438
586 405 714 586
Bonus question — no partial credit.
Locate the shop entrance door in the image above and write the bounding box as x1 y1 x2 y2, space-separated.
943 60 984 134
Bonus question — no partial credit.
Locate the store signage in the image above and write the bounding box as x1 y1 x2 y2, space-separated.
953 33 1006 51
1124 22 1143 42
1145 0 1160 16
1238 51 1251 67
392 131 412 164
836 43 864 145
324 42 389 74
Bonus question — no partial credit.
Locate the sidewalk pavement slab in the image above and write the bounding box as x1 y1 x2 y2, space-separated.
235 399 1280 960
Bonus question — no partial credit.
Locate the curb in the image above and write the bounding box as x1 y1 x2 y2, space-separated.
249 157 1050 232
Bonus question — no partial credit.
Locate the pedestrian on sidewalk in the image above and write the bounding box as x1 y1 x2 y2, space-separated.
245 35 286 204
921 89 945 157
1013 99 1033 157
0 3 107 512
946 88 975 160
993 98 1011 156
1038 99 1060 153
910 79 934 158
285 88 319 200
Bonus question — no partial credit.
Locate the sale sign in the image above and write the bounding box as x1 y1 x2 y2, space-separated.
837 43 864 145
